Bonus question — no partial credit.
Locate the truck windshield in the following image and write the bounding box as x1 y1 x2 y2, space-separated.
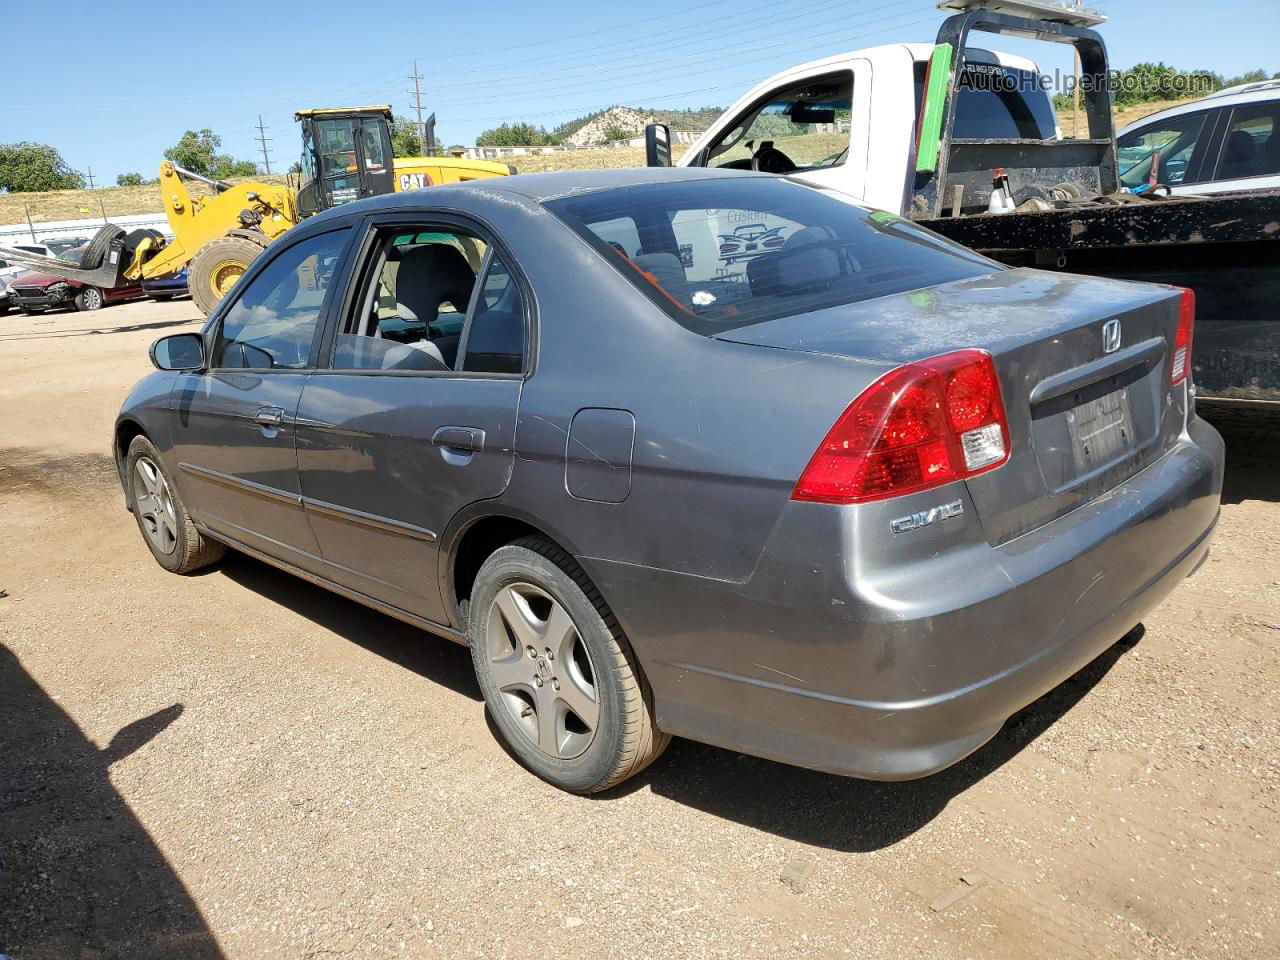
545 176 998 336
915 60 1058 139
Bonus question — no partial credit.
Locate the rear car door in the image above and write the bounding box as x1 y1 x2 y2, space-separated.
294 215 528 625
1207 100 1280 192
170 227 351 574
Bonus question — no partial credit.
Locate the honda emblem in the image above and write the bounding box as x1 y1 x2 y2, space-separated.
1102 318 1122 354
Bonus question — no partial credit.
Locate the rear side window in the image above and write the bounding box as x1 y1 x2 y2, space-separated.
545 177 997 336
914 60 1058 140
1214 102 1280 180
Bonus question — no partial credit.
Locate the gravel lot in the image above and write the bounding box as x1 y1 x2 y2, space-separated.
1 298 1277 960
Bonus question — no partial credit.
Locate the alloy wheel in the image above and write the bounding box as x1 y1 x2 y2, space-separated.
486 582 599 759
132 456 178 555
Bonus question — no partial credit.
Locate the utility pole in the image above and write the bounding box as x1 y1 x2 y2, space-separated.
85 167 95 189
408 61 427 154
256 114 273 174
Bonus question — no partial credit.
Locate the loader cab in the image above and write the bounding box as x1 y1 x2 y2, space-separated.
295 107 396 217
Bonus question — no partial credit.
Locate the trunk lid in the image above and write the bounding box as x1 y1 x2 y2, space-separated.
716 268 1188 543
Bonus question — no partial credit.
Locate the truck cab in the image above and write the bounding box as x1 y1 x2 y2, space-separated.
677 43 1057 213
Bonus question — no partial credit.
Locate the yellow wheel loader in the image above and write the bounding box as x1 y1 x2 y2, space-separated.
0 106 513 315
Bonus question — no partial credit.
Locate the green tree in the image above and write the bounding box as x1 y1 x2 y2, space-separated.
0 142 85 192
210 157 258 179
601 123 632 142
476 122 556 147
1223 68 1269 88
116 171 145 187
390 115 423 157
164 129 256 179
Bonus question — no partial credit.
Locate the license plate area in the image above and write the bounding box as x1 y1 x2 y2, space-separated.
1068 388 1135 472
1030 361 1159 494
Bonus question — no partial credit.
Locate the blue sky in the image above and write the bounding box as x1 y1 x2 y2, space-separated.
2 0 1276 185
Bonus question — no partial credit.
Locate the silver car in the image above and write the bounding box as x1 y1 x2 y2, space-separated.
116 168 1224 793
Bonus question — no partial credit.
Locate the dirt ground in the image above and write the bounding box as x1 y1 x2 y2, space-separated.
1 298 1276 960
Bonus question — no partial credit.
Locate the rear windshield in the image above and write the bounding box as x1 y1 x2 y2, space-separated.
914 60 1059 140
544 177 998 335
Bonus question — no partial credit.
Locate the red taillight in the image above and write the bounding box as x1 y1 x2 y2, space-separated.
792 349 1011 504
1170 287 1195 386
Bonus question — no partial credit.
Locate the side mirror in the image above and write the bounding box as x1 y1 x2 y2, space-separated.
150 332 205 371
644 123 672 167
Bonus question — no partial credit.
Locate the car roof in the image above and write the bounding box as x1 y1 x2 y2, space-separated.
311 167 774 224
1118 82 1280 134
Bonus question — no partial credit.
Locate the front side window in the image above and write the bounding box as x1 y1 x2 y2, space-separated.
213 229 348 370
546 177 997 336
701 72 852 174
333 225 524 374
1214 102 1280 180
1117 113 1207 187
361 123 388 171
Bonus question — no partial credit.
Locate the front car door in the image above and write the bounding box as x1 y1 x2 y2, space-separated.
170 226 352 574
293 215 528 624
1116 108 1218 195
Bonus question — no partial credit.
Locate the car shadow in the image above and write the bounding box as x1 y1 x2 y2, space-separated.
0 644 223 959
0 316 200 343
214 551 1142 850
215 552 482 702
614 626 1146 852
1199 403 1279 505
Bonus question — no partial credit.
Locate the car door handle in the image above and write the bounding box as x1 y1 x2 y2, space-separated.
431 426 484 453
255 406 285 427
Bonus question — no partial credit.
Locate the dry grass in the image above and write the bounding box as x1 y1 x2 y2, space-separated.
0 175 291 227
0 99 1202 225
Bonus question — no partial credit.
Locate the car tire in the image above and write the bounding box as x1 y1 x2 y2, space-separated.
189 234 267 316
469 536 669 793
75 286 105 311
125 435 225 574
80 224 125 270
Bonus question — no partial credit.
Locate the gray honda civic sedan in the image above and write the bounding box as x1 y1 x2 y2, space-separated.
115 168 1224 793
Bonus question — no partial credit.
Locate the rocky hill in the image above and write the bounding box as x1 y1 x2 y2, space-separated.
556 105 724 146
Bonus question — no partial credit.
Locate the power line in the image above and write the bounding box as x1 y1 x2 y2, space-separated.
256 115 273 174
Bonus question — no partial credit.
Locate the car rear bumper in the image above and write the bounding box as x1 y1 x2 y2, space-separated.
589 416 1224 780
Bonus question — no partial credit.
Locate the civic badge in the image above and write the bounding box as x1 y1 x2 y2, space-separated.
891 499 965 534
1102 318 1121 354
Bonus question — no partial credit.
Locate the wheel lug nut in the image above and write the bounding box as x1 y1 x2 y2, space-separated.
545 648 554 661
552 679 560 690
526 646 536 659
534 676 544 687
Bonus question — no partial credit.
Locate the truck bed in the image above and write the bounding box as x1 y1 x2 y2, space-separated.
922 190 1280 403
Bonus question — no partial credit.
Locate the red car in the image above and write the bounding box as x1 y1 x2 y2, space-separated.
8 245 144 314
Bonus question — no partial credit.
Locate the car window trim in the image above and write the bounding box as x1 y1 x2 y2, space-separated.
1209 103 1280 182
203 224 358 374
313 210 534 380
